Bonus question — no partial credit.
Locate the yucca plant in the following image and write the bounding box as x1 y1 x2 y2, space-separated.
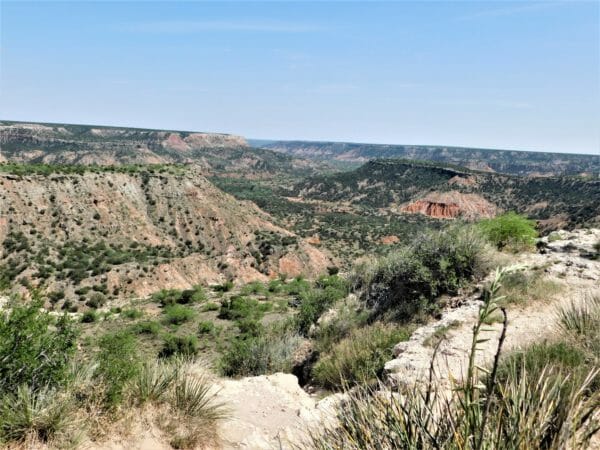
171 375 227 420
0 384 75 443
557 292 600 337
128 360 179 406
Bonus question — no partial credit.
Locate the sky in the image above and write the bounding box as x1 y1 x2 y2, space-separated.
0 1 598 154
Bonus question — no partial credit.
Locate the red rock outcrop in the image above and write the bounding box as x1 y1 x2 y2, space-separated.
402 201 461 219
401 191 497 220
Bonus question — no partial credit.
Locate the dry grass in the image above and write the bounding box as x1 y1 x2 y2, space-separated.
495 269 563 306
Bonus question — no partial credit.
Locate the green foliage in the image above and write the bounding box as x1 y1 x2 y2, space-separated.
159 335 199 358
240 281 267 296
128 360 178 406
478 212 538 251
309 269 600 449
197 320 216 335
130 320 162 335
352 226 491 321
213 281 234 292
121 308 144 320
295 281 348 335
152 285 206 307
96 331 142 406
218 296 271 321
312 323 410 390
0 385 75 444
163 304 196 325
81 310 99 323
495 270 562 306
220 326 302 377
0 299 77 394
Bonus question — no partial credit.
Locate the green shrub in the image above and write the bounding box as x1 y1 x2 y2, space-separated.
163 305 196 325
236 318 264 338
130 320 162 335
197 320 215 335
201 302 220 312
220 327 302 377
478 212 538 251
85 292 106 309
96 331 142 406
171 375 225 419
159 335 199 358
241 281 267 296
0 299 77 394
81 310 99 323
351 226 491 321
496 270 562 306
218 296 271 321
296 285 347 335
121 308 144 320
213 281 234 292
312 322 409 389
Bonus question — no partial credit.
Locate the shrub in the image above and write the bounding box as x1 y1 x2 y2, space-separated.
171 375 225 419
351 226 491 321
218 296 271 321
296 285 348 335
85 292 106 309
121 308 144 320
220 327 303 377
159 335 199 358
312 322 410 390
201 302 220 312
198 320 215 335
81 310 99 323
496 270 562 306
163 305 196 325
240 281 267 296
152 286 206 307
478 212 538 251
96 331 142 406
0 299 77 394
213 281 233 292
130 320 162 335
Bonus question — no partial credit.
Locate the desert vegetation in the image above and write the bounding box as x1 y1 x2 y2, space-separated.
0 295 226 448
309 271 600 449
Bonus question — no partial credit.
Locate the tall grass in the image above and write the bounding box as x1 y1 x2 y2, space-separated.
313 322 410 390
309 269 600 449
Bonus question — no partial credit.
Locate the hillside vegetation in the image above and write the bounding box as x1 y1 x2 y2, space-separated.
291 159 600 230
0 163 330 308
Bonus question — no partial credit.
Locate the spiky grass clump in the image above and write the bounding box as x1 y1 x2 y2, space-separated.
0 385 76 445
128 360 179 406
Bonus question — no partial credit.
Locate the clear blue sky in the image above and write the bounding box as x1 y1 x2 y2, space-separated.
1 1 598 154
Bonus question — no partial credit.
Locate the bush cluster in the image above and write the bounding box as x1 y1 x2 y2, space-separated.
352 226 491 321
